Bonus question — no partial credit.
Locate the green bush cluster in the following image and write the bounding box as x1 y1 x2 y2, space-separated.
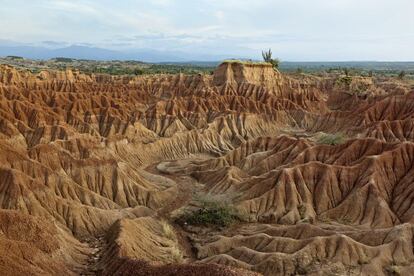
81 64 213 76
184 206 238 227
316 133 346 145
54 57 74 62
178 194 241 227
6 55 24 60
335 76 353 87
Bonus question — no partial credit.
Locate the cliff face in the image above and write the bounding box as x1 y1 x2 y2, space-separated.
1 63 414 275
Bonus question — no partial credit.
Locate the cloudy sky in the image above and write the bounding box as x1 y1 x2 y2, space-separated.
1 0 413 60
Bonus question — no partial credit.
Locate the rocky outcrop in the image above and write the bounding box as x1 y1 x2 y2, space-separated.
213 61 283 87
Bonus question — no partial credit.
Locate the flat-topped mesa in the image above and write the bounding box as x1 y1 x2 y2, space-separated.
213 61 283 87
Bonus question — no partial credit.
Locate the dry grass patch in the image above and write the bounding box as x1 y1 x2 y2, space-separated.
169 246 184 263
222 59 271 66
386 265 401 275
159 220 183 263
161 220 177 241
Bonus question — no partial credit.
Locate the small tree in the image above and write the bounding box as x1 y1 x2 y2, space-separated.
398 70 406 80
343 68 350 76
133 68 144 75
262 49 280 69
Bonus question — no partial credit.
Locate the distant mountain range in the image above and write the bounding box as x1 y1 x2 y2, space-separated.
0 43 234 62
2 41 413 67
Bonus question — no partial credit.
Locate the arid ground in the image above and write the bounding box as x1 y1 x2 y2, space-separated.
1 61 414 275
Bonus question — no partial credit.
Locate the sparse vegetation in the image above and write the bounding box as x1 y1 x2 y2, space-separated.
161 220 176 241
316 133 346 145
133 68 144 75
222 59 269 65
298 204 307 219
2 57 414 79
277 62 414 80
185 206 236 227
386 264 401 275
178 193 242 227
398 70 406 80
358 253 370 265
159 220 183 263
169 246 184 263
343 68 350 76
6 55 24 60
295 265 308 275
336 76 353 87
54 57 74 62
337 216 353 225
318 216 331 223
262 48 280 69
0 57 215 76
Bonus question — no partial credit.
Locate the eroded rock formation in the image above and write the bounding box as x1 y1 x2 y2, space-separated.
1 62 414 275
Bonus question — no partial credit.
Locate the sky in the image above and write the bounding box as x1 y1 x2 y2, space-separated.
0 0 414 61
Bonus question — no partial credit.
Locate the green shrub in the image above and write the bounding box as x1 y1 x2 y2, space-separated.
262 49 280 69
398 70 406 80
316 133 346 145
54 57 74 62
343 68 350 76
335 76 353 87
6 55 24 60
184 206 238 227
133 68 144 75
178 193 241 227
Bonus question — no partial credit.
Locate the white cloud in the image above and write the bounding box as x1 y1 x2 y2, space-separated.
213 10 225 20
46 0 99 15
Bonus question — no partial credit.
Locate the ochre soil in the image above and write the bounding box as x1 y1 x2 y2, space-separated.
1 62 414 275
